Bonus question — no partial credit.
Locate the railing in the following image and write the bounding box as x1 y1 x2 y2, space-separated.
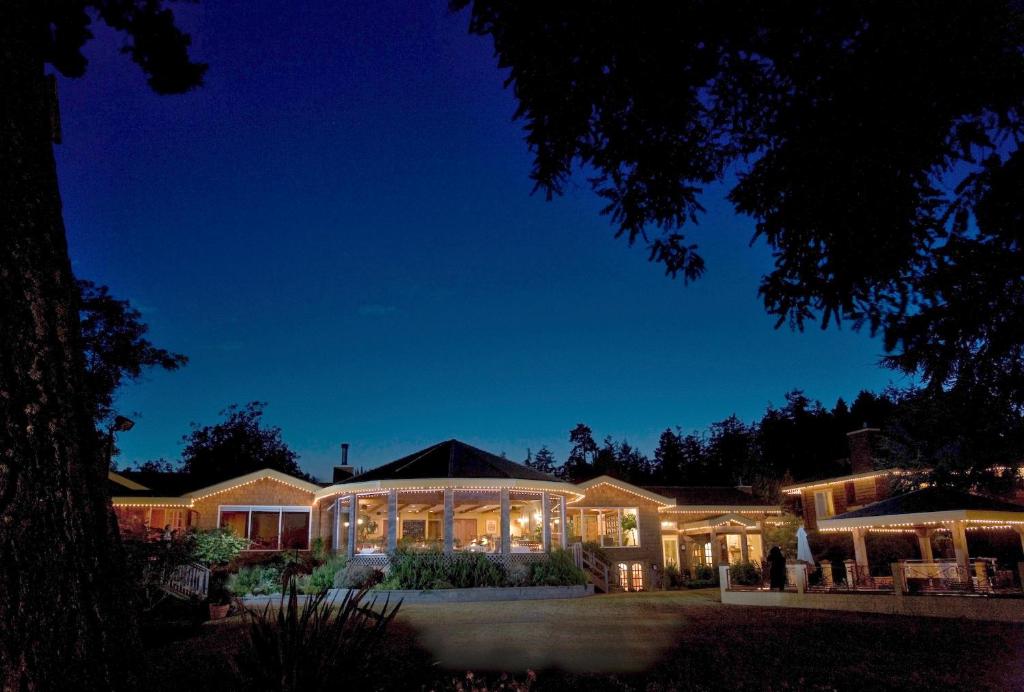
165 562 210 599
723 562 806 591
569 543 610 592
807 560 894 592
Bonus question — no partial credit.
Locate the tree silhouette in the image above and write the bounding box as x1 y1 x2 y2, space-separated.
1 2 204 687
180 402 312 485
559 423 598 480
528 445 558 475
78 280 188 431
455 1 1024 406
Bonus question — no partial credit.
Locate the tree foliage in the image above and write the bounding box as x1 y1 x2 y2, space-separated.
78 279 187 428
180 402 312 484
455 0 1024 405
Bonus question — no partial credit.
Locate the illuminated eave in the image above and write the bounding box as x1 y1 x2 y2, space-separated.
659 505 780 515
568 476 676 507
781 469 906 495
112 497 191 508
817 508 1024 532
316 477 584 503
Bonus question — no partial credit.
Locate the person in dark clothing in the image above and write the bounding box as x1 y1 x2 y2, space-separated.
767 545 787 591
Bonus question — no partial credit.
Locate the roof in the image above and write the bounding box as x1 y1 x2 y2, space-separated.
680 513 759 531
831 486 1024 519
344 439 558 483
572 476 676 506
818 487 1024 530
114 470 204 497
781 468 904 494
645 486 769 506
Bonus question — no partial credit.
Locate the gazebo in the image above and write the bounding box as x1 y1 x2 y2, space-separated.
817 487 1024 576
318 439 582 560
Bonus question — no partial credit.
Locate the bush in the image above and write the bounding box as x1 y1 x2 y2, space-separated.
505 562 531 587
305 556 347 594
729 561 762 586
237 578 401 691
691 564 716 581
228 565 283 596
529 549 586 586
661 564 684 590
193 528 249 566
445 552 505 588
337 563 384 589
683 579 717 589
385 548 449 590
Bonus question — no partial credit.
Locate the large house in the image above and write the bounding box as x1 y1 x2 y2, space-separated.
111 439 781 589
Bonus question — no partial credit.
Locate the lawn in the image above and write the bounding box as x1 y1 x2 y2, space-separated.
137 589 1024 690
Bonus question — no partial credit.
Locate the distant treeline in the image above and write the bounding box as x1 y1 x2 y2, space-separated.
525 387 1024 499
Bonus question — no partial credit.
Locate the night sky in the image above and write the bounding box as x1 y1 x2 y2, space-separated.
57 2 902 479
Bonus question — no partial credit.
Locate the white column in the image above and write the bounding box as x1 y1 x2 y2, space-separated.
740 527 750 563
852 528 869 570
559 496 568 548
500 488 510 555
915 528 933 561
332 497 340 554
950 521 969 570
386 489 398 552
346 493 357 559
709 527 719 566
443 488 454 554
541 492 551 552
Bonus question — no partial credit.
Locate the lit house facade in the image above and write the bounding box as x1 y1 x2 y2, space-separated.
110 439 781 588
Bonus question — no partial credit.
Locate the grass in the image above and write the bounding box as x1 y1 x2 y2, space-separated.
136 589 1024 691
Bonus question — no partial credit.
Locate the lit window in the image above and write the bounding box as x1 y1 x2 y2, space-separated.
813 491 835 519
218 505 311 550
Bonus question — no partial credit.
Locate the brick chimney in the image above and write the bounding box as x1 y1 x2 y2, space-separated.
332 443 354 483
846 428 879 474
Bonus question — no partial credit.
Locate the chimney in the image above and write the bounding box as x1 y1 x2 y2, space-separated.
333 443 354 483
846 427 879 474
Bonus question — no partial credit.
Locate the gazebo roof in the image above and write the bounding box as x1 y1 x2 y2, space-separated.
818 487 1024 531
343 439 558 483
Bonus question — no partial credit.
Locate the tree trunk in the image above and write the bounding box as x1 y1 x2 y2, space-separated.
0 4 138 689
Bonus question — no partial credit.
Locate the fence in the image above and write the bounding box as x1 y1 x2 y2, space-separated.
724 560 1024 597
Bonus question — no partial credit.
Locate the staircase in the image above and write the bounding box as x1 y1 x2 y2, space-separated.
570 543 612 593
163 562 210 600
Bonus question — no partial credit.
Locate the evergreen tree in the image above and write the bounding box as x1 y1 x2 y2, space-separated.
559 423 597 481
531 446 557 475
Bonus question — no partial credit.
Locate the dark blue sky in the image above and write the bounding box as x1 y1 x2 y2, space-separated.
58 2 902 479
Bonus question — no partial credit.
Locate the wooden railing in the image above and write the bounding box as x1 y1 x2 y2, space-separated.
165 562 210 599
571 543 610 592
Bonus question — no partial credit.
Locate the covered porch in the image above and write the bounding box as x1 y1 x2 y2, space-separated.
663 513 768 570
817 487 1024 593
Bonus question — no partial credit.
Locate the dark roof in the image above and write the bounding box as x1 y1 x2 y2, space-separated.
831 487 1024 520
114 470 203 497
644 486 772 506
344 439 558 483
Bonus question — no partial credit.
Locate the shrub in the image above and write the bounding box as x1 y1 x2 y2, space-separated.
505 562 531 587
529 549 586 586
729 561 762 586
337 563 383 589
692 565 716 581
121 534 198 614
228 565 283 596
193 528 249 566
446 552 505 588
386 548 449 590
305 556 347 594
662 564 683 590
237 578 401 691
310 536 329 564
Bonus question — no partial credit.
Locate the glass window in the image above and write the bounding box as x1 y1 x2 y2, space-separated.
250 511 280 550
220 510 249 538
814 491 835 519
281 511 310 549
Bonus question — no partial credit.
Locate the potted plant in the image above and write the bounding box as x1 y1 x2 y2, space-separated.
207 574 232 620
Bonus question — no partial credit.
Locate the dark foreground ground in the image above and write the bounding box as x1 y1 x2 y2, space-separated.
138 589 1024 691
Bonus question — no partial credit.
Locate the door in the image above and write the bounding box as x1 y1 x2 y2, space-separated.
662 536 680 569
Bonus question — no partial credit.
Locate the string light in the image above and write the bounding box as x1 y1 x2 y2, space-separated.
566 480 674 506
781 470 906 495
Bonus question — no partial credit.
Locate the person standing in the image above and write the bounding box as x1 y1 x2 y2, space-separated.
767 545 787 591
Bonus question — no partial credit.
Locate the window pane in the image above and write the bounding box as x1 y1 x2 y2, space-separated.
282 511 310 549
250 511 280 549
220 510 249 539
